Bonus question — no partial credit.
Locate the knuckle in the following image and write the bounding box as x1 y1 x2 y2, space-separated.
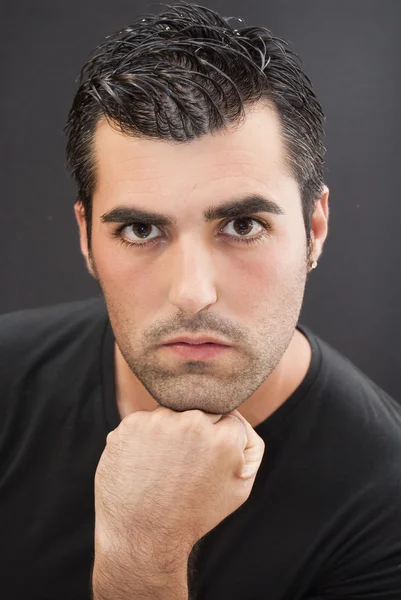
123 411 142 427
106 430 116 445
179 409 207 428
182 409 205 419
214 426 239 452
257 436 266 454
119 410 147 433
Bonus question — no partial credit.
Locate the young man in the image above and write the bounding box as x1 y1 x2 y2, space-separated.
1 3 400 599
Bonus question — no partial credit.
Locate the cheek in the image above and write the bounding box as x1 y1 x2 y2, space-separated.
116 263 158 306
224 254 276 314
94 228 306 313
225 238 306 313
93 240 157 306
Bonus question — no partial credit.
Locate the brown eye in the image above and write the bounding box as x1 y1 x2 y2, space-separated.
122 223 162 242
113 216 270 250
221 218 264 238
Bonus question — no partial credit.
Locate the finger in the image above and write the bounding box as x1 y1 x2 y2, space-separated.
106 430 115 445
186 408 224 425
229 410 266 479
215 412 248 454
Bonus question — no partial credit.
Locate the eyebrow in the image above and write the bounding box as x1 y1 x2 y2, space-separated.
100 194 285 227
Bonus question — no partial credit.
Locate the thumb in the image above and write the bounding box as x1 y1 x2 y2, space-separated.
229 409 266 480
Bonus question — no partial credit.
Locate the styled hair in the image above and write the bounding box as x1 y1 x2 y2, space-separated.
65 1 325 254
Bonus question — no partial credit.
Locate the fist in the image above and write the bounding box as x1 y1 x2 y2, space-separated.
94 406 265 555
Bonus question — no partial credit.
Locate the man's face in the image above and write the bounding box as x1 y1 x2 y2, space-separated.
76 104 319 414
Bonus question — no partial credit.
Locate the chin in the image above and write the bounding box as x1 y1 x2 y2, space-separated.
151 393 240 415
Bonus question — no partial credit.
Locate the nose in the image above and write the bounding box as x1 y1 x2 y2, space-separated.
168 237 218 314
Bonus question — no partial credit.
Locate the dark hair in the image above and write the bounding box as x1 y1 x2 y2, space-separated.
65 1 325 255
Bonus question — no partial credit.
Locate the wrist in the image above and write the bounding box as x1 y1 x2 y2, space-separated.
94 517 195 558
92 548 189 600
93 527 191 600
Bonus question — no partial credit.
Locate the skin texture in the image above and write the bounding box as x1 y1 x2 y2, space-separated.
75 102 329 427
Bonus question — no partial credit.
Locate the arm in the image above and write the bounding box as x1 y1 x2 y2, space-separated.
91 407 264 599
92 543 189 600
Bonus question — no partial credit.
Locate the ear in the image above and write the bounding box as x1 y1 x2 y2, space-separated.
309 185 329 264
73 201 97 279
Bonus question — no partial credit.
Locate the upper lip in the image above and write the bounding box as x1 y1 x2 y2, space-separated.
162 336 231 346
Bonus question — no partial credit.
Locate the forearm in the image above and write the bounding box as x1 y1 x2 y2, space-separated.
92 541 189 600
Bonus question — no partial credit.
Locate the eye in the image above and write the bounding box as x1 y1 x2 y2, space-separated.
113 217 271 249
121 223 162 243
220 217 265 239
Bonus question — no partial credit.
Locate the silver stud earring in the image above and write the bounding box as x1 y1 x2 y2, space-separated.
311 260 318 269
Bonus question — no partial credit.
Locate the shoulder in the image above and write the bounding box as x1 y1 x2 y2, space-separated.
0 295 108 386
297 325 401 527
297 327 401 597
301 324 401 447
0 295 107 346
0 294 106 330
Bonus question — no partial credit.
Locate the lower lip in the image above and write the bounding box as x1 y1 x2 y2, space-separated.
162 342 230 360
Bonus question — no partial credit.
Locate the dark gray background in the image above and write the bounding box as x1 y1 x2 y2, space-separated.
1 1 400 399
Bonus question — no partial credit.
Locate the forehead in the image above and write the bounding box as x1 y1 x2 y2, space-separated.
92 103 297 206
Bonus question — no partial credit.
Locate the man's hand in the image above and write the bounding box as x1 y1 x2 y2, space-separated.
92 406 265 598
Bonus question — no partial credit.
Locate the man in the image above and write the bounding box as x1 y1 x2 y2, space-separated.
1 2 400 599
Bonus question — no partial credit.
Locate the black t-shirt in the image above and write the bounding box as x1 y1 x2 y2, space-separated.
0 296 400 600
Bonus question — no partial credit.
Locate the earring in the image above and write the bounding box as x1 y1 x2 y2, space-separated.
310 260 318 269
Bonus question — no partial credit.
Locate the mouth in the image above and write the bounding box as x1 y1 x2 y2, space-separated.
162 341 230 361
